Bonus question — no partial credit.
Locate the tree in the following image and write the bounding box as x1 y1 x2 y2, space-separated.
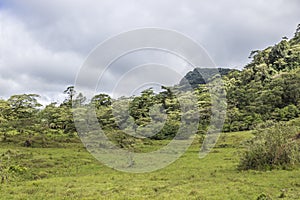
129 88 157 126
63 86 76 107
3 94 42 137
7 94 42 119
290 24 300 45
91 94 115 129
0 100 11 139
0 99 10 123
91 94 112 108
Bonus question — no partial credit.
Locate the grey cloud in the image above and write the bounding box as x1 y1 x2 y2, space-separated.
96 50 193 96
0 0 299 102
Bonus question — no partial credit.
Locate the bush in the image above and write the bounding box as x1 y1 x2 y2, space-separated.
256 193 272 200
239 124 300 170
279 105 299 121
0 150 29 183
287 116 300 127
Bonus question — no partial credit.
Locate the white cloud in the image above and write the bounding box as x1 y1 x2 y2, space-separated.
0 10 83 101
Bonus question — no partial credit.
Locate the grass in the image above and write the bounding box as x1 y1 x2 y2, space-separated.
0 131 300 199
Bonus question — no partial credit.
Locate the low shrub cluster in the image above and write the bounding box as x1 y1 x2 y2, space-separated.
239 124 300 170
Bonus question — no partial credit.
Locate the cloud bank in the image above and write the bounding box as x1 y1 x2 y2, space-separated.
0 0 299 103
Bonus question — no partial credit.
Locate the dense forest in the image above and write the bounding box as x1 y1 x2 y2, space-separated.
0 25 300 148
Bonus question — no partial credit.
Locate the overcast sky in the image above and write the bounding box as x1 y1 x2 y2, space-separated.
0 0 299 104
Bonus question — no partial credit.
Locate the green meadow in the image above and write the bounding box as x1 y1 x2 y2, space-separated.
1 131 299 200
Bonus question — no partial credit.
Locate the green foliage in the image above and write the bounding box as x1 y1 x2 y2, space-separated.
8 94 42 119
129 88 157 127
256 193 272 200
222 26 300 131
239 124 300 170
0 150 29 183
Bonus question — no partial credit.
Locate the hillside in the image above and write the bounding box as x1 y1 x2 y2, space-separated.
222 25 300 131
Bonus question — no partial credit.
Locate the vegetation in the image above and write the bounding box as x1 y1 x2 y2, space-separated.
0 131 300 199
239 123 300 170
0 25 300 199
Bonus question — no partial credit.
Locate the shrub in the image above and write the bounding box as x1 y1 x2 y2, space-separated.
256 193 272 200
239 124 300 170
287 116 300 127
0 150 28 183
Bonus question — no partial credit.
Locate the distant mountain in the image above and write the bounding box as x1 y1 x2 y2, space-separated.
179 68 236 89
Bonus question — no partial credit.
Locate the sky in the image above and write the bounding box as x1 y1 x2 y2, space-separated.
0 0 299 104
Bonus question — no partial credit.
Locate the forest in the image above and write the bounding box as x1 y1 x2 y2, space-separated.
1 25 300 141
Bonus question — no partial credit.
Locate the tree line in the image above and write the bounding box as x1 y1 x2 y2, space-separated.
0 25 300 145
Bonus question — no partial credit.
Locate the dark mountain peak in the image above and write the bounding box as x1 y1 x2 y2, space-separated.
179 67 236 89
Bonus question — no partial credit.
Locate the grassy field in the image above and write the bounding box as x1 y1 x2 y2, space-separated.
1 131 300 200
